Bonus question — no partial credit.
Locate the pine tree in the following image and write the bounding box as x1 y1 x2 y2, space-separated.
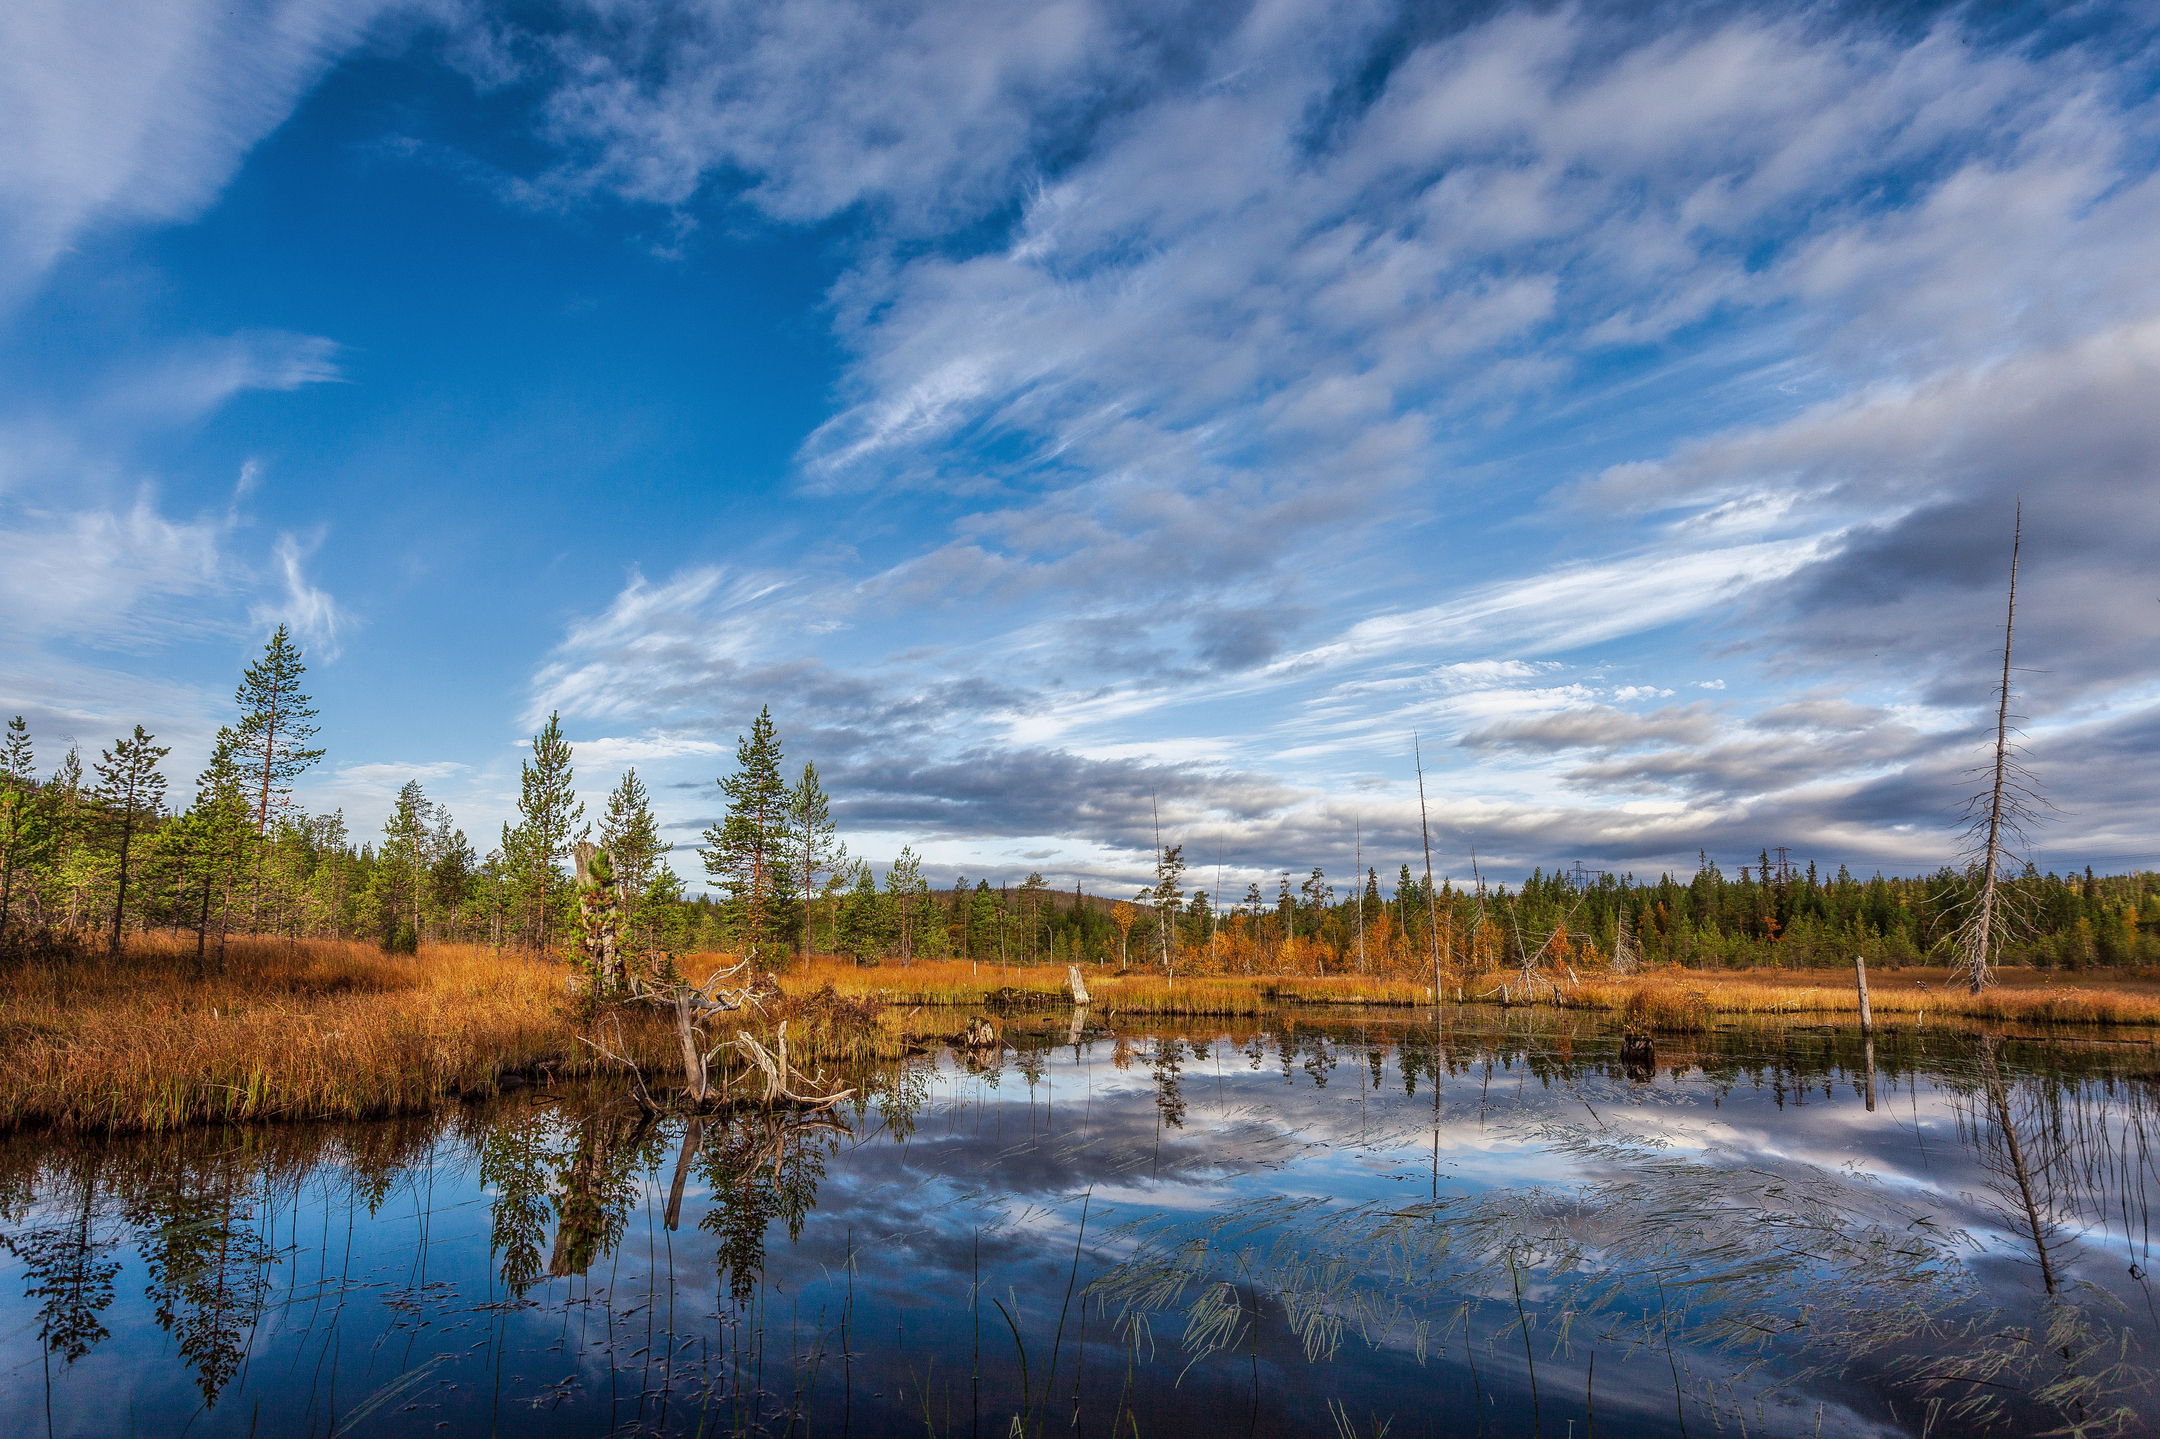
307 809 356 940
233 625 324 835
783 762 844 963
92 726 168 957
949 873 969 959
504 713 583 953
47 747 84 860
1279 872 1295 967
1152 843 1186 975
0 716 37 927
431 824 478 939
599 768 665 950
700 707 788 964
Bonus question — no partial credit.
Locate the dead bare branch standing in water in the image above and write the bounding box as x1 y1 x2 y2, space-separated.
1956 504 2050 994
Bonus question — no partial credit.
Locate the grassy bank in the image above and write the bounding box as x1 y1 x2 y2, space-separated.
814 956 2160 1029
10 942 2160 1131
1555 966 2160 1031
817 958 1435 1012
0 936 923 1132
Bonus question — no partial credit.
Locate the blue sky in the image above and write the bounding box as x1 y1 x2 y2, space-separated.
5 0 2159 897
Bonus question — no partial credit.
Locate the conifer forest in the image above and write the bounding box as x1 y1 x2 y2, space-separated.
5 628 2152 980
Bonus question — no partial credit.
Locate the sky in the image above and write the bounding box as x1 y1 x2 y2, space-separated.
4 0 2159 900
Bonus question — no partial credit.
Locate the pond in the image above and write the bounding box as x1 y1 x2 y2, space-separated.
3 1008 2156 1437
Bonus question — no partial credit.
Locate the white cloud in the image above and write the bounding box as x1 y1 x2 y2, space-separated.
0 0 398 301
572 734 730 769
103 331 343 423
333 760 468 786
1577 317 2160 706
492 5 2160 881
248 531 349 660
1286 536 1837 671
0 493 228 644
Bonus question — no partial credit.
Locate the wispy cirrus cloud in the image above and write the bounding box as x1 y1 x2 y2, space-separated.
493 3 2160 884
0 0 401 302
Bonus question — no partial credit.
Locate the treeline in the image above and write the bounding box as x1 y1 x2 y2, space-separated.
0 629 729 965
5 651 2154 975
1117 853 2160 976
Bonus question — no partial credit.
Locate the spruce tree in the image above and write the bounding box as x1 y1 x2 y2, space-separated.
92 725 169 957
699 707 788 964
233 625 324 835
504 712 583 953
184 728 252 972
599 768 665 950
0 716 36 927
885 846 928 965
374 780 439 951
783 762 843 962
836 860 888 964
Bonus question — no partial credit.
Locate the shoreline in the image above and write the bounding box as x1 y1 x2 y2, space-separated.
6 939 2158 1133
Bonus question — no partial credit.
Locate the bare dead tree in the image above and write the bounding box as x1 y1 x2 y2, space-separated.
1353 816 1366 974
1957 504 2048 994
583 950 849 1110
1414 733 1441 990
1612 904 1640 975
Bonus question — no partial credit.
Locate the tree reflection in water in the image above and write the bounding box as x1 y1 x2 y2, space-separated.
5 1017 2160 1436
695 1107 847 1307
475 1094 848 1303
0 1146 118 1364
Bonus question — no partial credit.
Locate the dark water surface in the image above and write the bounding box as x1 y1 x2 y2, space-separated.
5 1009 2158 1437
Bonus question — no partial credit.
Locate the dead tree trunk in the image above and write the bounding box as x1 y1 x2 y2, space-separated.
1964 507 2023 995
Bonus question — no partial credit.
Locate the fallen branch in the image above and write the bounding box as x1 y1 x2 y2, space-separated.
729 1021 855 1109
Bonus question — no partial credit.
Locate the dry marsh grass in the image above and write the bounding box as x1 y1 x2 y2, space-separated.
806 959 1439 1012
806 956 2160 1030
1556 968 2160 1031
10 940 2157 1132
0 936 922 1133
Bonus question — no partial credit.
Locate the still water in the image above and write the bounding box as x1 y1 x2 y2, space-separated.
4 1009 2157 1437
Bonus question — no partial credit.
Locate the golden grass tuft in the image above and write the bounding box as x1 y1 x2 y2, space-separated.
0 936 586 1131
0 936 923 1133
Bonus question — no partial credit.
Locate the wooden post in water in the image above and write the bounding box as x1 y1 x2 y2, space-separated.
1862 1035 1877 1112
1067 965 1090 1006
1853 953 1874 1033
